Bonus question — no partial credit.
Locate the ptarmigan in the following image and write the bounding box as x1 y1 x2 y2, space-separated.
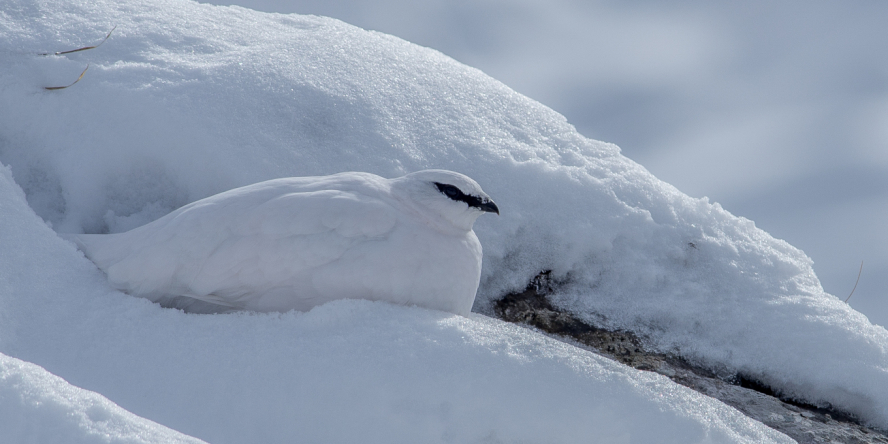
68 170 498 315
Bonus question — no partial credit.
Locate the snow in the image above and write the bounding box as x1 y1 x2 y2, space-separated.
228 0 888 330
0 353 206 444
0 0 885 440
0 162 787 444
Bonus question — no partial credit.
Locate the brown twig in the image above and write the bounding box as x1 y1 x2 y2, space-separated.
844 261 863 303
40 25 116 56
45 64 89 90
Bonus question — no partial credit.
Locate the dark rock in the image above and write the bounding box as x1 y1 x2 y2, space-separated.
493 272 888 444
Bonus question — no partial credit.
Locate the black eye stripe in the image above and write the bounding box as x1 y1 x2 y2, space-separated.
434 181 499 214
435 182 483 207
435 182 464 199
436 183 461 197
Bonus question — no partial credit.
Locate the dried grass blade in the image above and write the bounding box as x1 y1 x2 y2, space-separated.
40 25 116 56
45 64 89 91
844 261 863 303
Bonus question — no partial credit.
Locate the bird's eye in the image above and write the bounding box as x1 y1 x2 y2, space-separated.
435 182 462 199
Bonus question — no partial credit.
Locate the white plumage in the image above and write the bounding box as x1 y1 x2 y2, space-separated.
68 170 498 315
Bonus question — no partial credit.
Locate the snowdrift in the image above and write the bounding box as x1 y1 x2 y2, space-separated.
0 160 787 441
0 352 206 444
0 0 885 439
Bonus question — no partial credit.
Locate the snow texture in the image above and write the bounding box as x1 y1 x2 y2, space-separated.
0 0 885 438
0 164 788 444
0 352 206 444
68 170 496 315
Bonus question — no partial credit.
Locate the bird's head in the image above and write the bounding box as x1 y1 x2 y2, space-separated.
391 169 499 232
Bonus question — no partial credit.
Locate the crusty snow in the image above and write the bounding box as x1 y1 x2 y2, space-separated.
0 0 885 441
0 164 788 444
0 353 206 444
227 0 888 330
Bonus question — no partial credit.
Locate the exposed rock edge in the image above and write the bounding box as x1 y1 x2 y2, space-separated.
493 272 888 444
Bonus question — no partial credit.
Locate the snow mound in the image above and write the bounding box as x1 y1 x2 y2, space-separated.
0 165 790 443
0 352 205 444
0 0 886 434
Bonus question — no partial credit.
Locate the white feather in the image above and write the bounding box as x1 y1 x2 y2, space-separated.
68 170 498 315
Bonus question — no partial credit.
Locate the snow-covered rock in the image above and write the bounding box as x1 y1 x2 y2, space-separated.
0 0 886 439
0 157 787 443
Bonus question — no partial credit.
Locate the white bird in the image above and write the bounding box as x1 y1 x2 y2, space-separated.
68 170 499 315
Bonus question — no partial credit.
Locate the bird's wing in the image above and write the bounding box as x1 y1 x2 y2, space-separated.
82 187 399 305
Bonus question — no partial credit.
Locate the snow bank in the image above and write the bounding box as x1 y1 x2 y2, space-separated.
0 352 206 444
0 0 886 434
0 166 789 443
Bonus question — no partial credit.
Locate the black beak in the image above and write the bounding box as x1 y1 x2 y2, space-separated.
478 200 499 215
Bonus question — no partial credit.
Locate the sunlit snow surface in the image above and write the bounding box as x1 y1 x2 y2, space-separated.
0 0 885 440
0 164 788 444
0 353 206 444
